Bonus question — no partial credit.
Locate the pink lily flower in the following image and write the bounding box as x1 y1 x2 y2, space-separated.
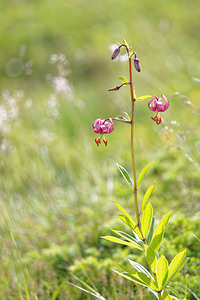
92 118 114 146
148 95 169 124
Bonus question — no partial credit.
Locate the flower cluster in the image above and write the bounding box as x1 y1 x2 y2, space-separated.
92 43 169 145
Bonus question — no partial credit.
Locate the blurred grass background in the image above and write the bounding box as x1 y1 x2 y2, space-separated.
0 0 200 299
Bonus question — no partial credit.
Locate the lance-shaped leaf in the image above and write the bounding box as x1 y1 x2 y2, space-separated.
112 230 143 250
141 202 153 238
162 290 173 300
156 256 169 290
133 88 136 99
116 163 133 189
166 286 179 298
123 38 129 47
145 245 157 274
137 162 154 188
150 223 165 252
102 235 143 250
160 211 172 228
113 201 143 239
142 183 155 212
128 260 153 279
166 250 187 284
136 95 153 101
115 115 129 121
119 76 129 83
114 269 158 291
112 230 143 248
146 216 155 245
117 215 143 240
148 288 159 299
122 111 131 121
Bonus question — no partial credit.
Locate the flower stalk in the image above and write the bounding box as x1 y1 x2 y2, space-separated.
128 55 143 236
90 40 187 300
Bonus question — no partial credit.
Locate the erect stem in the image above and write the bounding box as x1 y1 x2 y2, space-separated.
128 56 142 235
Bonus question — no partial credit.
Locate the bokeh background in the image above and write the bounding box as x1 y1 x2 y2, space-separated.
0 0 200 298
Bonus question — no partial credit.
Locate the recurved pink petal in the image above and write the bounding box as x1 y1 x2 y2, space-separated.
161 94 169 111
148 97 157 111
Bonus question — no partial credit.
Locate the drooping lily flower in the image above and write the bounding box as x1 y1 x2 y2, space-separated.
148 95 169 124
92 118 114 146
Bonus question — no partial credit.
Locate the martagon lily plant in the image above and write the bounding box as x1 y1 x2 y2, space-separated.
91 40 188 300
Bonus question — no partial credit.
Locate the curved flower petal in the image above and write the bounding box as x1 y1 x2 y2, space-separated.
92 118 102 133
105 118 114 133
161 94 169 111
148 97 158 111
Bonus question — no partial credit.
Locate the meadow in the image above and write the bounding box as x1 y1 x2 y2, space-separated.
0 0 200 299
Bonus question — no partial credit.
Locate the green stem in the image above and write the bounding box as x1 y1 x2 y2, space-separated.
129 57 142 234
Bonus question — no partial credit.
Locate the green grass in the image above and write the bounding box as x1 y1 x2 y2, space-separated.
0 0 200 299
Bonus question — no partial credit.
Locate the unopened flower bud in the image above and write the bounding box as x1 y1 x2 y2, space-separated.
111 47 120 60
134 57 141 72
108 86 120 91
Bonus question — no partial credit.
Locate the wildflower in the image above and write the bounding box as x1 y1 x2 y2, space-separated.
148 95 169 125
92 118 114 146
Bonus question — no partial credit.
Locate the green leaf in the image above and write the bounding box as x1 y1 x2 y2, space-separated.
114 270 158 291
113 202 133 221
160 211 172 228
136 95 153 101
119 76 128 83
145 245 157 274
146 216 155 245
102 236 143 250
123 39 129 47
113 202 143 239
122 111 131 121
117 215 143 240
112 230 143 248
166 286 179 298
150 223 165 252
148 288 159 299
116 163 133 189
137 273 158 291
142 183 155 212
156 256 169 290
112 230 143 250
128 260 153 279
162 290 172 300
137 162 154 188
167 250 187 284
115 115 128 121
141 203 153 238
133 88 137 99
114 270 149 288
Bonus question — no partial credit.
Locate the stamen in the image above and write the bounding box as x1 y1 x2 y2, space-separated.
151 114 162 125
103 139 108 146
95 138 101 146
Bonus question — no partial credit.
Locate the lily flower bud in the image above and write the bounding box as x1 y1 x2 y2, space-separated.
134 57 141 72
111 47 120 60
